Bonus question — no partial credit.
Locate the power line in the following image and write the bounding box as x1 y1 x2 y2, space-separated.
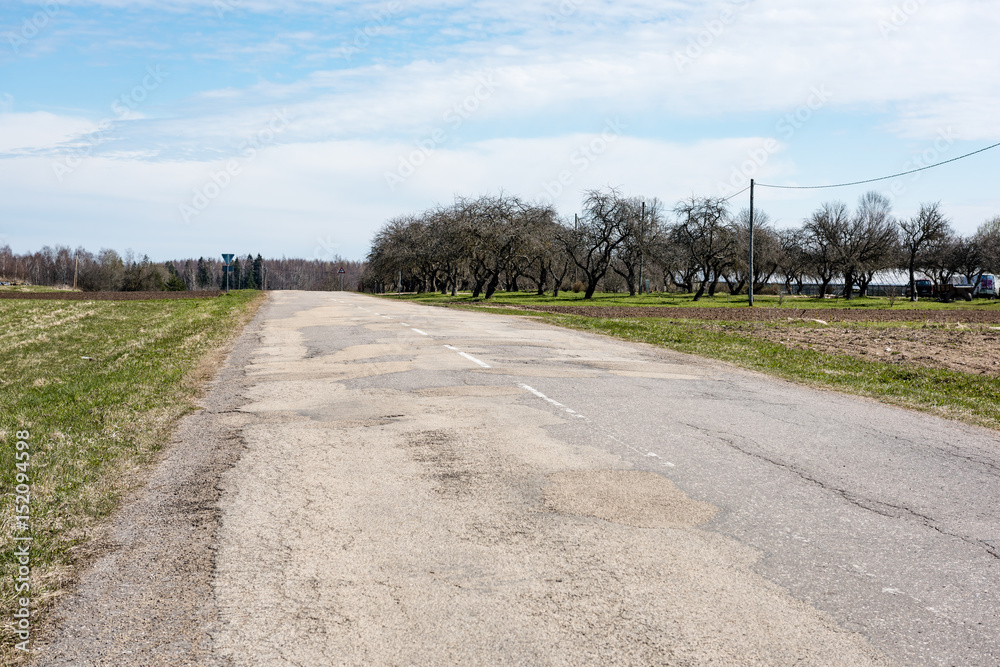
755 140 1000 190
724 184 750 200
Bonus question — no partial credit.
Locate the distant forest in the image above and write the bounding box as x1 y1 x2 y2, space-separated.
0 245 365 292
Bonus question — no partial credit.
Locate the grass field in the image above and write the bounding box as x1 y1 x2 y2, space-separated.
385 292 1000 431
1 290 265 658
0 285 74 293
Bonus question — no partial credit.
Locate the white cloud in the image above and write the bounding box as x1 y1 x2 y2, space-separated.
0 112 98 153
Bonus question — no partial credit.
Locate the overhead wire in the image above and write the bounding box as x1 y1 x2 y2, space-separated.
724 184 750 201
754 141 1000 190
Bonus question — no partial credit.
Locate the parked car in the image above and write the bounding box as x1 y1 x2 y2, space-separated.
904 279 934 298
975 274 998 299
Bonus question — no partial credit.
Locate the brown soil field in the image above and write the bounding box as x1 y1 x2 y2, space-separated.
521 305 1000 324
0 290 224 300
712 321 1000 377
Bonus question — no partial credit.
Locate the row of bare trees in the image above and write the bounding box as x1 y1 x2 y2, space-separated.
365 188 1000 301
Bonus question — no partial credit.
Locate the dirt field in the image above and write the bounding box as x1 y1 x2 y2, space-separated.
0 290 223 300
518 305 1000 378
715 321 1000 377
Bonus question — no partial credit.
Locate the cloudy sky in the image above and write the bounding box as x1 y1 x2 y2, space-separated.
1 0 998 261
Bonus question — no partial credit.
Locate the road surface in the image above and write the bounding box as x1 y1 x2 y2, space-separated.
33 291 1000 665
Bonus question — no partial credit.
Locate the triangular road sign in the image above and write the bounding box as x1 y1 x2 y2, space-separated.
222 253 235 265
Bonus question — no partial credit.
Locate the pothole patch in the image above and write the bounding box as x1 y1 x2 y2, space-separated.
544 470 718 529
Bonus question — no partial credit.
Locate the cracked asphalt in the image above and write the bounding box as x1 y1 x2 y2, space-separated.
31 291 1000 665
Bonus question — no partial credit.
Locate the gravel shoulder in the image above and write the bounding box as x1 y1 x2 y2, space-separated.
26 296 269 666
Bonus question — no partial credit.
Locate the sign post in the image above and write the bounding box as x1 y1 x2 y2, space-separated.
338 267 346 291
222 254 235 293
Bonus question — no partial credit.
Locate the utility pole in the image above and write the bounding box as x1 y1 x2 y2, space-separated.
748 179 755 307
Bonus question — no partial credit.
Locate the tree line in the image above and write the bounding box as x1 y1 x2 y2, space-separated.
364 188 1000 301
0 246 365 293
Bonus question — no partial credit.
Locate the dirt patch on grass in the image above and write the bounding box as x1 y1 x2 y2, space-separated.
521 305 1000 324
747 323 1000 377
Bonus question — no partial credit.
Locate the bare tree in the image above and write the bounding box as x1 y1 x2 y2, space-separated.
949 235 984 286
900 202 951 301
727 208 779 295
560 188 632 299
671 196 735 301
611 197 665 296
843 191 898 299
520 211 569 296
974 215 1000 275
776 227 809 294
802 201 850 298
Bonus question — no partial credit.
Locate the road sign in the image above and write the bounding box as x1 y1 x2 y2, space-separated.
338 267 346 274
222 253 235 293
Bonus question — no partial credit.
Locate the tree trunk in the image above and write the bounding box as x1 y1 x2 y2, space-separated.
819 277 831 298
843 271 855 300
484 273 500 299
536 264 548 295
692 280 707 301
707 269 720 297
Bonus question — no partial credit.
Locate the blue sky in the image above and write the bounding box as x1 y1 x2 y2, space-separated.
1 0 998 261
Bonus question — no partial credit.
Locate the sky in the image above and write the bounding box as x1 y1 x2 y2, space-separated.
1 0 998 262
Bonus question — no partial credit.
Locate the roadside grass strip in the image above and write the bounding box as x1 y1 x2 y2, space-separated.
0 291 264 659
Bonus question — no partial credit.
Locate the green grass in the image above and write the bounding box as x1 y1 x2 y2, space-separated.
0 291 264 656
0 285 73 293
385 290 1000 311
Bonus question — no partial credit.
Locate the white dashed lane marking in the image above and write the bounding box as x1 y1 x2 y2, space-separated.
444 345 491 368
519 384 674 466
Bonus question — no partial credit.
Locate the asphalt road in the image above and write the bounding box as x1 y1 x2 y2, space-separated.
32 291 1000 665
